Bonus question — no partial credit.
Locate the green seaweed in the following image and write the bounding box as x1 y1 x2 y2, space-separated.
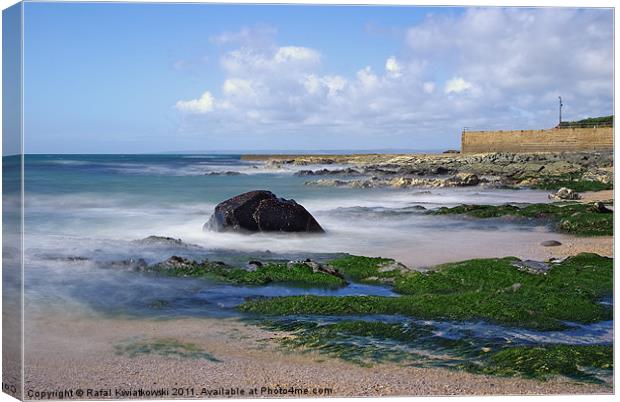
463 345 613 381
259 319 612 382
327 255 404 283
432 202 612 236
151 261 347 288
531 179 612 192
114 338 221 361
240 253 612 330
515 171 613 192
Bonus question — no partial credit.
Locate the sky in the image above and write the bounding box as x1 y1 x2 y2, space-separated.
18 2 614 153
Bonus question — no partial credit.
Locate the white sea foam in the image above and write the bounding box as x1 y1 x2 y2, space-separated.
23 185 557 267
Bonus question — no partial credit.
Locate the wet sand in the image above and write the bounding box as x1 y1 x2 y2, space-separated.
370 230 613 269
24 311 611 398
580 190 614 203
527 235 613 261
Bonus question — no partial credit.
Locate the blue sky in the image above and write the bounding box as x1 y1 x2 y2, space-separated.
21 2 613 153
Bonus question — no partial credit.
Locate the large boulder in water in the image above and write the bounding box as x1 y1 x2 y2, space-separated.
205 190 324 233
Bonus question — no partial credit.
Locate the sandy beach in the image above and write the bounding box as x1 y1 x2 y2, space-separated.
527 235 613 261
24 311 612 398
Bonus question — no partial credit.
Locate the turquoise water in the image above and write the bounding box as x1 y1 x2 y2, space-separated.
22 154 556 266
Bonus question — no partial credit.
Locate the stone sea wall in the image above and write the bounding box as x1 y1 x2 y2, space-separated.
461 127 613 153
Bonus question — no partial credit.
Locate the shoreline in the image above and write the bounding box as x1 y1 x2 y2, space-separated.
24 311 612 397
20 151 614 397
23 230 613 396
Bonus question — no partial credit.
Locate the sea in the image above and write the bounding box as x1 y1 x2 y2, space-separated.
1 153 611 364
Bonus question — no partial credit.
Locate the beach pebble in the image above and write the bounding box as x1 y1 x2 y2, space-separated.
540 240 562 247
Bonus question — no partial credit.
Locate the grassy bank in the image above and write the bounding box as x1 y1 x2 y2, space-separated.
431 202 612 236
240 253 612 330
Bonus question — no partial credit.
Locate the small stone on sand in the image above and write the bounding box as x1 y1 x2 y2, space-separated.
540 240 562 247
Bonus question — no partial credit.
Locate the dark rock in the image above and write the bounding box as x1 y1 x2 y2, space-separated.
43 255 90 262
295 169 328 176
590 201 613 214
247 260 263 271
65 256 90 262
205 190 324 233
434 166 452 175
540 240 562 247
205 171 244 176
295 168 360 176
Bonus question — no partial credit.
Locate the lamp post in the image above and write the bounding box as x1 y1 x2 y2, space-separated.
558 96 563 127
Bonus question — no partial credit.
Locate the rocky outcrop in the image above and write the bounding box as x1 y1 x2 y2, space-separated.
252 151 613 190
150 256 198 271
377 260 411 274
294 167 361 176
132 236 202 249
134 236 187 246
205 190 324 233
148 256 230 273
205 171 245 176
548 187 581 200
306 173 481 189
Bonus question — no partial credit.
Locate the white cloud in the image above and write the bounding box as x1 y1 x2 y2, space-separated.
444 77 472 94
356 66 379 91
209 25 277 47
175 9 612 147
175 91 215 114
385 56 402 77
274 46 320 64
423 81 435 94
221 45 320 77
222 78 255 98
303 74 346 97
